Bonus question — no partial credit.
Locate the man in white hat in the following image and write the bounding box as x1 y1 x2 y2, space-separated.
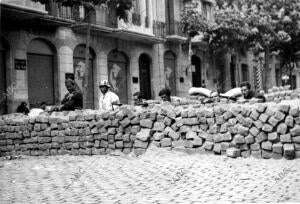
98 80 120 111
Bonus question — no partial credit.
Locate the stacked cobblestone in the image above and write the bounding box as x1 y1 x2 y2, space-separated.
265 87 300 103
1 102 300 159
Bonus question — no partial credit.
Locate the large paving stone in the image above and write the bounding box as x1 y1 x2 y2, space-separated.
226 147 240 158
268 132 279 142
161 138 172 147
140 119 153 128
272 143 283 154
280 134 292 143
262 141 272 151
136 129 152 142
186 131 198 140
133 140 149 149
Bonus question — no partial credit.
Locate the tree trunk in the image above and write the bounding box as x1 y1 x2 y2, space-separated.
82 12 91 109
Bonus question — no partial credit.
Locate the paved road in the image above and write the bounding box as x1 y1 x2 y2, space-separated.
1 148 300 203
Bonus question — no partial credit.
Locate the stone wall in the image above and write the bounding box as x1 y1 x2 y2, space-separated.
1 101 300 159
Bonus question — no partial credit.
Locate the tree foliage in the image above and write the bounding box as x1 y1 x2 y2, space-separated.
181 0 300 58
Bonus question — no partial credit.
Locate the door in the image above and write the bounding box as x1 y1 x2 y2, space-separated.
241 64 249 82
192 55 201 87
164 51 176 95
73 45 95 109
108 50 128 104
0 41 7 115
230 55 237 88
28 39 55 108
139 54 151 99
28 54 54 107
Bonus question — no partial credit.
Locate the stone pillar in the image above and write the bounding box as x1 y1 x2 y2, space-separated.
139 0 146 27
146 0 153 32
152 43 165 100
8 30 28 112
129 56 139 105
152 0 157 21
57 46 73 101
94 51 108 109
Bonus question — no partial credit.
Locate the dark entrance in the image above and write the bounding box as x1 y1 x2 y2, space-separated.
27 39 55 108
230 55 237 88
0 39 8 115
139 54 152 100
107 50 128 104
191 55 201 87
73 45 95 109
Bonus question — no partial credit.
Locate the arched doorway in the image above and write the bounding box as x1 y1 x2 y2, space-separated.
0 39 8 115
139 54 151 99
164 51 176 95
27 39 55 108
73 45 95 109
107 50 128 104
191 55 201 87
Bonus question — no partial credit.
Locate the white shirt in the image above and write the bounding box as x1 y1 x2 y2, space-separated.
99 91 120 111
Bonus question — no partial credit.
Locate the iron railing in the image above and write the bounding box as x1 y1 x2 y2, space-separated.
166 20 186 37
153 20 166 38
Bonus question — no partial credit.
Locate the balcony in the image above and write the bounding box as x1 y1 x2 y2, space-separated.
165 21 187 42
153 21 166 38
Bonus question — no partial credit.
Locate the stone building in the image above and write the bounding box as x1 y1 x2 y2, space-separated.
1 0 214 114
1 0 297 115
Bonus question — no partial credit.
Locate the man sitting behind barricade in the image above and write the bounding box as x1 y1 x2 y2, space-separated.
133 92 148 107
16 101 29 115
59 78 83 111
98 80 120 111
240 81 266 102
159 88 171 102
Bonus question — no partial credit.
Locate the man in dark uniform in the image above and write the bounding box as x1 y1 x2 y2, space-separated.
59 79 83 111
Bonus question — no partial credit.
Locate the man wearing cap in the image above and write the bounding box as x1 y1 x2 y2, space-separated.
98 80 120 111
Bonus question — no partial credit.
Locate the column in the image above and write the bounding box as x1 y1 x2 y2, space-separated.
147 0 153 32
152 44 165 99
139 0 146 27
94 51 108 109
57 45 73 101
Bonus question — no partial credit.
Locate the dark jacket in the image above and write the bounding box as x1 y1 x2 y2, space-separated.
61 90 83 111
244 90 266 102
16 104 29 115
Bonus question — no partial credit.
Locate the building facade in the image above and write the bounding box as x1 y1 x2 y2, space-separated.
1 0 297 115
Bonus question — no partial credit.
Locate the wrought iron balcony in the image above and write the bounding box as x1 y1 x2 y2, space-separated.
153 20 166 38
166 20 186 37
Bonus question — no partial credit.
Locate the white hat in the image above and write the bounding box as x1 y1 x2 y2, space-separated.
99 80 111 88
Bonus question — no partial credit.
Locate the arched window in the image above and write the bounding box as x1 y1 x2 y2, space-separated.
73 45 95 109
108 50 129 104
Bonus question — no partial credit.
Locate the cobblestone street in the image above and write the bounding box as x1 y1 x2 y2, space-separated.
1 148 300 203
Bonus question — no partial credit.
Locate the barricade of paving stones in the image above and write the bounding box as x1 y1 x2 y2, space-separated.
0 102 300 159
265 87 300 103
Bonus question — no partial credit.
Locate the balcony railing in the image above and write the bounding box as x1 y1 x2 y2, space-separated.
166 21 186 37
153 20 166 38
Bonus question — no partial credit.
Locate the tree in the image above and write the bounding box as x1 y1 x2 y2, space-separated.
33 0 132 108
181 0 300 91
